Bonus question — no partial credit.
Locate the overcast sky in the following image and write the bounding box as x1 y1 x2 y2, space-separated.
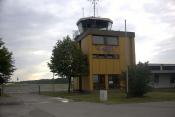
0 0 175 81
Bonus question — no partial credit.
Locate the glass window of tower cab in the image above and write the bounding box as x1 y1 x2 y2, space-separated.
73 16 136 92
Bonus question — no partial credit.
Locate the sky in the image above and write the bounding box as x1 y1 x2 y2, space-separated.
0 0 175 81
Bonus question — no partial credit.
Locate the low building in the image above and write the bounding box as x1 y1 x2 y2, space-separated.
149 64 175 88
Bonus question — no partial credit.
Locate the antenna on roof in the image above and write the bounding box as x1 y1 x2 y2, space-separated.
88 0 99 17
82 8 85 17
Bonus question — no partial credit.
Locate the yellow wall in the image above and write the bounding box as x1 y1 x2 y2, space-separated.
92 59 120 74
119 37 135 71
80 35 93 91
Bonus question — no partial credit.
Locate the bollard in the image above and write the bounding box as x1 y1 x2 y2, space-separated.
100 90 108 101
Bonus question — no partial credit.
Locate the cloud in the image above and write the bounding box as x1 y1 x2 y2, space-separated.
0 0 87 81
13 60 50 81
142 0 175 63
0 0 175 81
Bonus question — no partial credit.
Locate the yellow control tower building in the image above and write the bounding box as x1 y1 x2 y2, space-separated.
73 1 135 92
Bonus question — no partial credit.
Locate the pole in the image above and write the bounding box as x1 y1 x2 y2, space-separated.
88 0 99 17
93 0 96 17
126 68 129 96
82 8 84 17
125 19 129 97
52 73 55 94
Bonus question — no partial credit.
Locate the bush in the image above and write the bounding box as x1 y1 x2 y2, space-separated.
128 62 152 97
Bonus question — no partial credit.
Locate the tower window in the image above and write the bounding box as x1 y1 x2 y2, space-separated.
92 36 118 45
93 54 119 59
92 36 104 44
105 37 118 45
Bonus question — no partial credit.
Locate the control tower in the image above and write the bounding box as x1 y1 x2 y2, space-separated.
73 1 135 91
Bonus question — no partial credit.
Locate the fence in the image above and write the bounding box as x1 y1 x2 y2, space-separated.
3 84 68 94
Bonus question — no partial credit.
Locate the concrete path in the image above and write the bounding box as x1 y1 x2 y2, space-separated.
0 93 175 117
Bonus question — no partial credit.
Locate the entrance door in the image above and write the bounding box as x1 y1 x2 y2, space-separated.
93 75 106 90
108 75 119 89
99 75 105 90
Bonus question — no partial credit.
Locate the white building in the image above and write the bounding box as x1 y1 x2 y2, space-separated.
149 64 175 88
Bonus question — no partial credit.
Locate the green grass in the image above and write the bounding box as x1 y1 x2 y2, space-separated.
107 91 175 104
41 91 100 102
41 89 175 104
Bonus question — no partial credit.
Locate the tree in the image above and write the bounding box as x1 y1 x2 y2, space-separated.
127 62 151 97
48 36 88 93
71 44 89 92
0 38 15 85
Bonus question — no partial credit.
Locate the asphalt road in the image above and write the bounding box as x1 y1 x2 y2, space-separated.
1 85 175 117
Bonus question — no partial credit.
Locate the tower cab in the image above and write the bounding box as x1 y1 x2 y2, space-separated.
77 17 113 33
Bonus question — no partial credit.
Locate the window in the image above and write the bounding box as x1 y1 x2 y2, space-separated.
106 54 119 59
162 66 175 70
105 36 118 45
154 74 159 83
93 75 99 83
170 74 175 83
93 75 105 90
92 36 118 45
170 77 175 83
92 36 104 44
78 23 83 33
93 54 119 59
93 75 99 90
93 54 105 59
149 66 160 70
108 75 119 89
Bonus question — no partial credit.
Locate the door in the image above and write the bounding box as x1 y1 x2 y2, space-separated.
99 75 105 90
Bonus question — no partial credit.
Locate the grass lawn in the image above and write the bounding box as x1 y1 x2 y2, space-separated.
41 89 175 104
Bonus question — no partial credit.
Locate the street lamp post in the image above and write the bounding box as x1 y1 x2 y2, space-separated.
52 73 55 94
125 19 129 97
